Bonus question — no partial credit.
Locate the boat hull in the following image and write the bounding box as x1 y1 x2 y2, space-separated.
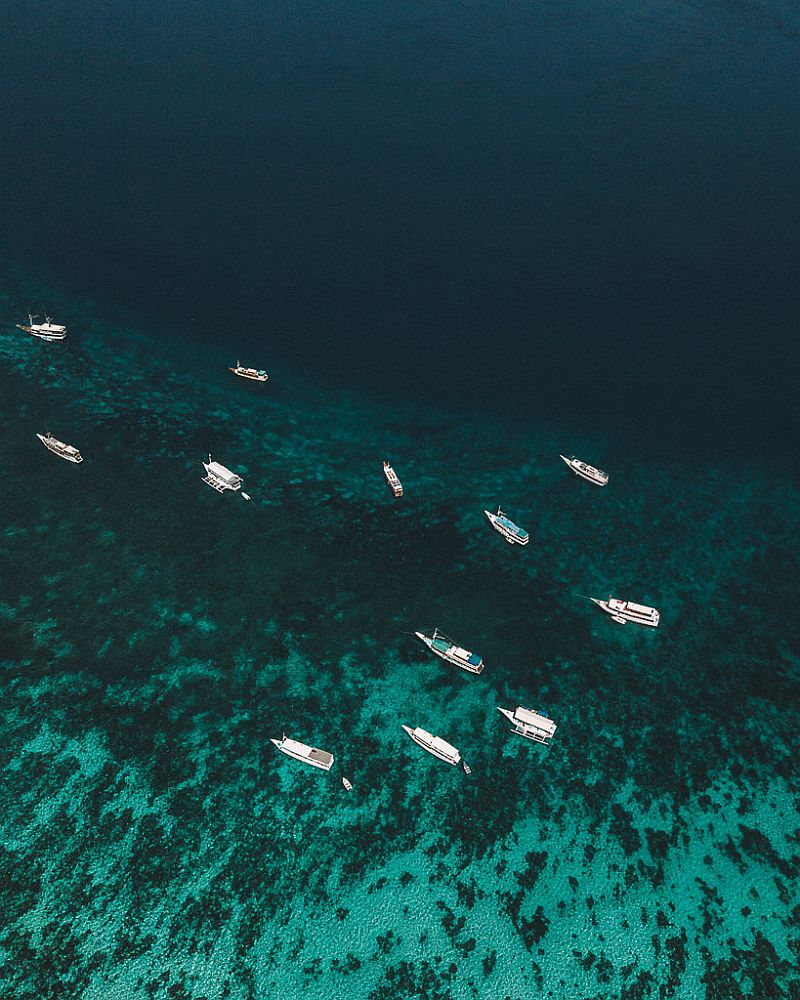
37 434 83 463
402 725 461 765
18 324 66 342
590 598 659 627
484 510 529 545
271 737 334 771
415 631 484 674
559 454 608 486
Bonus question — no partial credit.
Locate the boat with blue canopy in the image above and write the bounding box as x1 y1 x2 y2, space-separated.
484 506 529 545
415 628 485 675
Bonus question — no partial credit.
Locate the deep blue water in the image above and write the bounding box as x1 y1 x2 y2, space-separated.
2 0 799 454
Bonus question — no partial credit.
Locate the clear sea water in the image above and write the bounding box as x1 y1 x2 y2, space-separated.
1 1 799 997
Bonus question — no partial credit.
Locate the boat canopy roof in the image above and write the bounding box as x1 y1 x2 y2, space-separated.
515 707 557 735
207 461 239 482
625 601 656 614
431 735 459 758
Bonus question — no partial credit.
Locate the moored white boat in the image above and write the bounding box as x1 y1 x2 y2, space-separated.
415 628 484 674
559 454 608 486
484 506 529 545
497 705 557 745
401 725 461 765
17 314 67 341
270 735 334 771
590 596 660 627
202 454 243 493
342 777 353 791
229 360 268 382
37 432 82 463
383 461 403 497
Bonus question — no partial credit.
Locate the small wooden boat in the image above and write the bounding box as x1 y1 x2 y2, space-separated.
383 461 403 497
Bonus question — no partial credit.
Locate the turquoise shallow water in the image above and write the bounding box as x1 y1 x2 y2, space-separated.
1 267 799 999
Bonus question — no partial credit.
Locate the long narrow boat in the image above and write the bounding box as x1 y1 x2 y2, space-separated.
591 596 660 627
37 432 83 463
383 460 403 497
401 725 461 765
270 735 334 771
17 313 67 342
484 506 529 545
497 705 557 745
415 628 485 675
202 454 243 493
559 454 609 486
229 360 268 382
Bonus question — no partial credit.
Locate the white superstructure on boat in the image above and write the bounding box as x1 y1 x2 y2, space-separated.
202 454 243 493
270 735 334 771
484 506 529 545
401 725 461 765
17 314 67 341
497 705 557 745
229 361 268 382
383 461 403 497
415 628 485 675
591 596 660 627
559 454 609 486
37 432 83 463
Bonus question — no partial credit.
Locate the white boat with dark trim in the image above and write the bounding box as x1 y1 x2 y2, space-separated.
229 361 268 382
484 506 529 545
559 454 608 486
415 628 484 675
37 433 82 463
17 314 67 341
342 777 353 791
270 735 334 771
497 705 557 745
202 454 243 493
383 461 403 497
591 596 660 627
401 725 461 765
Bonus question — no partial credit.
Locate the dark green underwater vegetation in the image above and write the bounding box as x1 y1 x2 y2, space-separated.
0 272 798 998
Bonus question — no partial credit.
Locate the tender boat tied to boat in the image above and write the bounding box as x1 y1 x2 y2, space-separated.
415 628 485 674
37 432 82 463
270 735 334 771
591 596 660 627
484 506 529 545
383 461 403 497
401 725 461 765
17 314 67 341
202 454 243 493
497 705 557 745
229 360 268 382
559 454 609 486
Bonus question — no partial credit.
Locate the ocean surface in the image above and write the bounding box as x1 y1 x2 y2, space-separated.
1 0 799 998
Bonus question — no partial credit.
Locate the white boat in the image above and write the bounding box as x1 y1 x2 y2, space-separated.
17 314 67 342
484 506 529 545
383 461 403 497
202 454 243 493
401 725 461 765
342 777 353 791
497 705 557 745
37 432 82 463
415 628 485 675
559 454 608 486
229 361 268 382
270 735 334 771
591 596 660 627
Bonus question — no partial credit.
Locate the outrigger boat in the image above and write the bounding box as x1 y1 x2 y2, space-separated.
17 314 67 342
270 735 334 771
229 361 268 382
383 461 403 497
401 725 461 766
415 628 485 675
591 595 660 627
202 454 243 493
497 705 557 745
559 454 609 486
484 506 529 545
37 432 82 463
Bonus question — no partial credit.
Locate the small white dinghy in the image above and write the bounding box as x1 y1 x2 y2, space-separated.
242 492 251 501
342 777 353 791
